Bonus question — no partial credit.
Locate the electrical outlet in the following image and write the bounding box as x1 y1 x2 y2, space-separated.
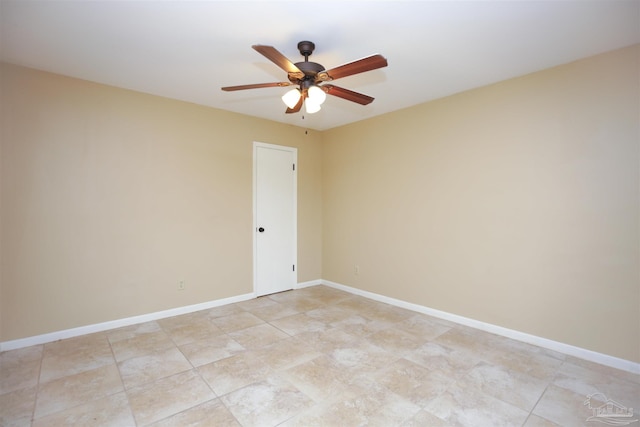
354 265 360 275
178 280 185 290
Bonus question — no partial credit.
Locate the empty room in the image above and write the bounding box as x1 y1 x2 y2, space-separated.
1 1 639 426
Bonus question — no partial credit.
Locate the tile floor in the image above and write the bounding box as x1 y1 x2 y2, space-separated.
1 285 638 426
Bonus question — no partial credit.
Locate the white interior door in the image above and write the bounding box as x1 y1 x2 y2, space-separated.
254 142 297 296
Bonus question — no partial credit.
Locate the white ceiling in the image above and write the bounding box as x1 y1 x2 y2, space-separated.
1 1 638 131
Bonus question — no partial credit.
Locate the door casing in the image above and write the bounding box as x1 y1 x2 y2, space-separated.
253 141 297 296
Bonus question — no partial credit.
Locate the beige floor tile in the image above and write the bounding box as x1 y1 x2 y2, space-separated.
249 302 300 321
118 347 192 389
150 398 240 426
375 358 453 408
327 340 400 378
335 315 395 337
40 333 114 383
266 290 323 304
127 369 215 426
234 296 280 311
282 381 421 427
401 409 451 426
41 332 109 357
553 360 640 413
269 295 326 312
425 316 461 330
203 303 246 319
198 351 272 396
156 310 210 331
456 361 548 412
565 355 640 385
269 313 330 335
281 354 355 402
162 318 224 346
432 327 495 355
34 363 123 419
179 334 245 367
295 328 363 353
228 323 290 349
483 348 564 382
0 385 36 427
476 334 564 382
156 311 209 331
405 341 481 379
335 296 383 313
295 286 353 305
487 333 566 363
395 314 453 341
109 329 175 362
210 311 265 333
31 391 134 427
523 414 562 426
0 358 41 395
106 321 163 343
0 345 43 367
366 327 425 354
304 306 354 325
221 374 314 427
298 286 353 305
426 381 529 427
360 303 416 324
256 336 322 371
532 384 595 427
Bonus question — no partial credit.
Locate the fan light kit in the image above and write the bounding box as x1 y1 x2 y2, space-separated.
222 41 388 114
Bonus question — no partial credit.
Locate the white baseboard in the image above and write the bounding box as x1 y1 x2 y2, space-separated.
295 279 323 289
0 292 254 352
321 279 640 375
3 280 638 376
1 281 325 352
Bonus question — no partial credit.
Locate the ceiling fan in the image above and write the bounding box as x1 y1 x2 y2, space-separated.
221 41 388 114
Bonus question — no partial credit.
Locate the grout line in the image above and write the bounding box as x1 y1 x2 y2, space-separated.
522 381 553 427
522 347 566 427
106 333 138 426
29 345 45 425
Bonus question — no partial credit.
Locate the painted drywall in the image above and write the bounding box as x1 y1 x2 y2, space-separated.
0 63 322 341
2 45 638 365
322 45 639 363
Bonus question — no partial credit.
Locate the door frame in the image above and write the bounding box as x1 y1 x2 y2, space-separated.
253 141 297 296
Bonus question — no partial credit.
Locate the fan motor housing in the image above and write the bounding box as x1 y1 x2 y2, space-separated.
289 62 326 85
295 61 324 76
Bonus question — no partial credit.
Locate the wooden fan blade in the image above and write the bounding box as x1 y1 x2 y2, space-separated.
221 82 292 91
285 95 304 114
252 45 305 79
324 54 388 81
323 84 374 105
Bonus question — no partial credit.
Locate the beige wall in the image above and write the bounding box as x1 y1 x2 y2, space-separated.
322 45 639 363
0 63 322 341
2 45 638 364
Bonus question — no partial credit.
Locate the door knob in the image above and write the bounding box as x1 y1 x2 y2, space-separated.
258 227 265 232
